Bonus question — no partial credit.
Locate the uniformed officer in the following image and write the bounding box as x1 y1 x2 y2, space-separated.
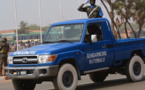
78 0 103 18
0 38 9 76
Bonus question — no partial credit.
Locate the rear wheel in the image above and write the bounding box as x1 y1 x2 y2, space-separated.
12 79 36 90
126 56 144 82
89 72 108 83
53 64 78 90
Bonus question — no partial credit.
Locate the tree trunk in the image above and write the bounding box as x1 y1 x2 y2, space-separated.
124 22 129 38
101 0 111 19
138 24 143 38
101 0 117 38
127 21 137 38
116 24 121 39
111 23 117 39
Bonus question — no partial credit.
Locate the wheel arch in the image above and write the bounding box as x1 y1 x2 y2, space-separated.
123 50 144 65
131 50 144 58
115 50 144 76
131 50 145 63
58 58 81 80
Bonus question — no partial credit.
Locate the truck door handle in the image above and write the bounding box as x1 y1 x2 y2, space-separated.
86 49 92 51
102 46 106 48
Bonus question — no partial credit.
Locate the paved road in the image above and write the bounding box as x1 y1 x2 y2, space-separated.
1 74 145 90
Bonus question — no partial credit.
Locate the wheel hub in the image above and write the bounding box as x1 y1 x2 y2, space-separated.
62 71 73 87
133 62 141 76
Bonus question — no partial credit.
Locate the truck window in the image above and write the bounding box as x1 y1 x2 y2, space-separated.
84 23 103 43
44 24 84 43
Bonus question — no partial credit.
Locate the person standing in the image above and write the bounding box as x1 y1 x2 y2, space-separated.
0 38 9 76
78 0 103 18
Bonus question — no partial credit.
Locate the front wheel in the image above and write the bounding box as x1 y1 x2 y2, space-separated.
53 64 78 90
12 79 36 90
126 55 144 82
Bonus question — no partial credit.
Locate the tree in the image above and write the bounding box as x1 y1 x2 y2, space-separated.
42 26 50 32
18 21 50 34
28 24 40 30
116 18 123 39
119 0 137 38
18 21 29 34
28 24 50 32
100 0 119 38
101 0 137 38
133 0 145 37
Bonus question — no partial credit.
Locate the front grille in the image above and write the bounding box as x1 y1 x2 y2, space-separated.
13 56 38 64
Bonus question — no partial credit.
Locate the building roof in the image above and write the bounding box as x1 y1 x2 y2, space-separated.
0 29 44 34
0 29 15 34
28 30 41 33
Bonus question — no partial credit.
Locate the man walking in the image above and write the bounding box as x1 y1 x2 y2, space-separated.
0 38 9 76
78 0 103 18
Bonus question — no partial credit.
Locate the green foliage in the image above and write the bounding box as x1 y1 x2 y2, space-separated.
28 24 50 32
28 24 40 30
42 26 49 32
17 21 50 34
133 0 145 37
18 21 29 34
102 0 145 38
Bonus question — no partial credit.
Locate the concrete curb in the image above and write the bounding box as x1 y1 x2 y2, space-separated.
0 76 9 80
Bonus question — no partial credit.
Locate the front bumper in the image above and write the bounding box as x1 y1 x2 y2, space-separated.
4 65 59 79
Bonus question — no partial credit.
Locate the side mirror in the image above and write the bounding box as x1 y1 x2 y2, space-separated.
91 35 98 42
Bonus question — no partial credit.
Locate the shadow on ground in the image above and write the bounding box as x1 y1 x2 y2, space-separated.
48 76 145 90
76 76 145 90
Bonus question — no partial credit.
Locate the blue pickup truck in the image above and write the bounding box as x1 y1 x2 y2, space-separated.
5 18 145 90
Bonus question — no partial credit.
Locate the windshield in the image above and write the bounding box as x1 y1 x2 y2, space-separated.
43 24 84 43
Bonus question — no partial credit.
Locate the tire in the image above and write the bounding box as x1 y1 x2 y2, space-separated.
53 64 78 90
89 72 108 83
12 79 36 90
126 55 144 82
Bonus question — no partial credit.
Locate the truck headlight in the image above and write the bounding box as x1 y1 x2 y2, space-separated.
38 55 57 63
8 56 13 64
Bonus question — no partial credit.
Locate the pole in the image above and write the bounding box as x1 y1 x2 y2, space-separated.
38 0 43 43
79 0 82 19
58 0 62 21
14 0 18 51
98 0 102 6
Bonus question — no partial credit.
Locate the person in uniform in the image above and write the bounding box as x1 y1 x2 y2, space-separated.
0 38 9 76
84 24 103 43
78 0 103 18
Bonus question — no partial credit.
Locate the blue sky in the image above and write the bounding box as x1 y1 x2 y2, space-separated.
0 0 109 30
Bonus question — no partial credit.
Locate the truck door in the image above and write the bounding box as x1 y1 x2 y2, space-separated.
82 22 114 72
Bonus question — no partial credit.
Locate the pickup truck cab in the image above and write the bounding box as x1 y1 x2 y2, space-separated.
5 18 145 90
